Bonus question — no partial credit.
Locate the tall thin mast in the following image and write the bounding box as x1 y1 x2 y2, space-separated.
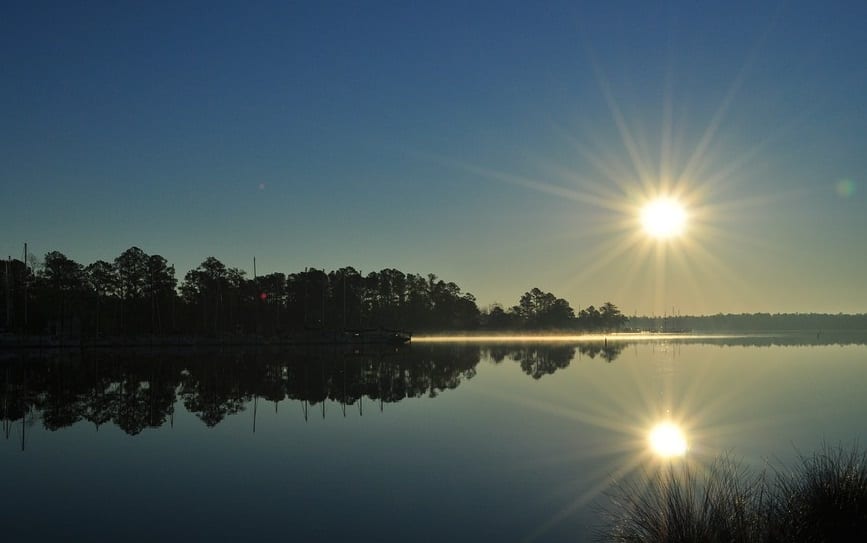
4 257 10 329
23 243 28 329
253 257 259 334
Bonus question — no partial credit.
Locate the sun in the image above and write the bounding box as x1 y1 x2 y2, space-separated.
648 422 688 457
640 198 687 238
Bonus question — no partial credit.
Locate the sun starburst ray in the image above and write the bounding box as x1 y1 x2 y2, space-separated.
560 232 644 289
591 62 659 196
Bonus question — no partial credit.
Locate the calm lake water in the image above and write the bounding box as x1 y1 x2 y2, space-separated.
2 334 866 542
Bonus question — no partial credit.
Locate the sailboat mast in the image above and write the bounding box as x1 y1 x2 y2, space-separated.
4 257 10 329
23 243 28 329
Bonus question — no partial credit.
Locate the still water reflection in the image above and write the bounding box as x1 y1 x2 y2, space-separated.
2 335 866 542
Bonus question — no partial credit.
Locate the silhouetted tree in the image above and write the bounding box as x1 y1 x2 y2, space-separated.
115 247 149 333
480 304 520 329
84 260 118 336
511 288 575 329
327 267 362 329
287 268 328 329
257 272 288 335
1 258 33 332
181 257 231 335
225 266 247 333
577 305 602 330
599 302 627 331
145 255 177 334
37 251 85 335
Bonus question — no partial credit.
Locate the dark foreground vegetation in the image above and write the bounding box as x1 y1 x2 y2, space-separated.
1 247 626 338
599 444 867 542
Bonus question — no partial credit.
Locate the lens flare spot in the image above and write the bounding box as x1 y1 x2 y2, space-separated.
649 422 688 457
836 179 856 198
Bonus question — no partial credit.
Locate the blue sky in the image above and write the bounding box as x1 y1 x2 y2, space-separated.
2 1 866 314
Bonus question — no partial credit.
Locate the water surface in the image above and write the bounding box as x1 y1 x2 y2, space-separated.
2 335 866 542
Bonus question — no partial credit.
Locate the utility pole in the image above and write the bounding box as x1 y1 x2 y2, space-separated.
4 257 10 329
23 243 28 329
253 256 259 335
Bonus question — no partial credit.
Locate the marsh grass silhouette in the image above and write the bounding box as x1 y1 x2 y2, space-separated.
598 443 867 542
768 444 867 542
598 455 768 543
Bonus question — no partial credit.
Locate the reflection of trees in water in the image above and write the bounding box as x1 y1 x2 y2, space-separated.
0 341 633 442
9 333 852 439
279 344 480 409
577 342 625 363
515 345 576 379
483 342 627 379
179 353 253 427
11 353 180 435
1 344 482 437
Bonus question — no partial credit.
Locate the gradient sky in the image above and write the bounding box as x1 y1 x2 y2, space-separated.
2 1 865 315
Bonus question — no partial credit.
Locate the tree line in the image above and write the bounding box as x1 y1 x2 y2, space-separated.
1 247 628 338
629 312 867 332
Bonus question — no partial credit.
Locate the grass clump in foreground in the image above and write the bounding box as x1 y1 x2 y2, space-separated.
769 444 867 541
598 455 768 543
598 443 867 542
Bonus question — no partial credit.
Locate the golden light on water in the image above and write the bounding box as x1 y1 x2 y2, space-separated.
412 333 742 342
640 198 687 239
648 422 688 457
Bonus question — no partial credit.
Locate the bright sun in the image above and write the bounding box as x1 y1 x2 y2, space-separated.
640 198 687 238
648 422 688 457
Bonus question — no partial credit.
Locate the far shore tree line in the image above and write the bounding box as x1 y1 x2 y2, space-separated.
1 247 628 337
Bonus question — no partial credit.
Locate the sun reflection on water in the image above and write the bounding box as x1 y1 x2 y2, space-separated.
648 422 688 458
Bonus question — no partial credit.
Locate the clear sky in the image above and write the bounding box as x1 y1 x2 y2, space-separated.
2 1 865 315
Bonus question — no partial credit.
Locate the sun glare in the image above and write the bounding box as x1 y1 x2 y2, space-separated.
649 422 688 457
640 199 687 238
